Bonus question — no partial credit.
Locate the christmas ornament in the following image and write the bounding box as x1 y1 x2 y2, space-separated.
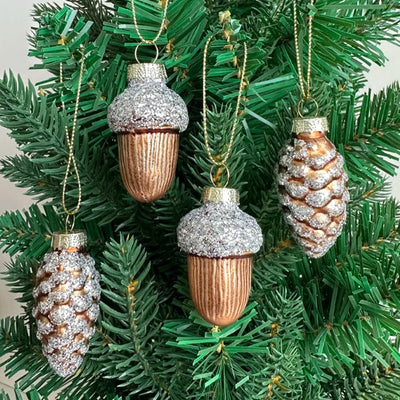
107 0 189 203
33 52 101 377
278 117 349 258
108 63 188 202
277 0 349 258
177 37 263 327
177 187 262 327
33 231 101 377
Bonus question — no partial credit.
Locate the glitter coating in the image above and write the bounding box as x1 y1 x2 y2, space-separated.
33 249 101 377
108 63 189 133
278 128 349 258
177 199 263 258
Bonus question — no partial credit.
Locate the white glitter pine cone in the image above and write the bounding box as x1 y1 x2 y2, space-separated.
108 63 189 203
177 187 263 327
33 232 101 377
278 117 349 258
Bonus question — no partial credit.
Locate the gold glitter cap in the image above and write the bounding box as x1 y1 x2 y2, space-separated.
52 231 87 251
201 187 240 204
292 117 329 134
127 63 167 82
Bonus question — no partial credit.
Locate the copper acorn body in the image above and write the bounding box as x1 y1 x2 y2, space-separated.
118 128 179 202
278 117 349 258
187 254 252 327
108 63 189 203
177 187 263 327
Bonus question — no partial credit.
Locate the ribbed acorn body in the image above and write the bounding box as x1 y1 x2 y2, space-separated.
187 254 252 327
278 117 349 258
177 187 263 327
108 63 189 202
33 232 101 377
117 128 179 202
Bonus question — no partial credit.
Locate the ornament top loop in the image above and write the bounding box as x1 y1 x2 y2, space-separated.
210 163 230 188
201 187 240 204
51 230 87 251
65 213 76 233
297 97 319 118
134 41 160 64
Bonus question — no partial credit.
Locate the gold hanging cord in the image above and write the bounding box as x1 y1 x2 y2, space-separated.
202 35 248 187
60 52 85 233
131 0 169 63
293 0 318 117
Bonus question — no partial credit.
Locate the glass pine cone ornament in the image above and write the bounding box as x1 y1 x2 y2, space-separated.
278 117 349 258
108 63 189 202
33 231 101 377
177 187 263 327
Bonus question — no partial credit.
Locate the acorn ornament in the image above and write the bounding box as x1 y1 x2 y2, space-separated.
177 187 263 327
108 63 189 202
33 231 101 377
278 117 349 258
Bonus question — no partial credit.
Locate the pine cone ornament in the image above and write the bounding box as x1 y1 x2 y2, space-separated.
33 231 101 377
177 187 263 327
278 117 349 258
108 63 189 203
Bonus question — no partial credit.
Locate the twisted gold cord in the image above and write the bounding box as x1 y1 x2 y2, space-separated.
131 0 169 63
202 36 248 186
293 0 314 100
60 53 85 232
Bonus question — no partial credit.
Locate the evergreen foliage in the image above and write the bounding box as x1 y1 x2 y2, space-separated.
0 0 400 398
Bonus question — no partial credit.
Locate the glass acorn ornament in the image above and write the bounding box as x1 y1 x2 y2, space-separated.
277 0 349 258
33 231 101 377
107 0 189 203
177 187 262 326
177 38 263 327
33 53 101 377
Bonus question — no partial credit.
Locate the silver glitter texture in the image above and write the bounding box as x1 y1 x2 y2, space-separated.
177 197 263 258
33 250 101 377
107 63 189 133
278 124 349 258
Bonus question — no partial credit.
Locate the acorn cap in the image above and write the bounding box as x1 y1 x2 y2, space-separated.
177 188 263 258
108 63 189 133
292 117 329 134
51 231 87 251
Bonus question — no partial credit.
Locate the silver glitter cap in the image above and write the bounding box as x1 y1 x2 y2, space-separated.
201 187 240 204
292 117 329 134
127 63 167 82
51 231 87 251
107 63 189 133
177 192 263 258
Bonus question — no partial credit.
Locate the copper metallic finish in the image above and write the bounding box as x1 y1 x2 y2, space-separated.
279 128 348 258
187 254 252 327
33 250 98 359
118 128 179 203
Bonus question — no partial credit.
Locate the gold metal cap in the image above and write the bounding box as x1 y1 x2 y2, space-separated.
127 63 167 82
292 117 329 134
201 187 240 204
51 231 87 251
